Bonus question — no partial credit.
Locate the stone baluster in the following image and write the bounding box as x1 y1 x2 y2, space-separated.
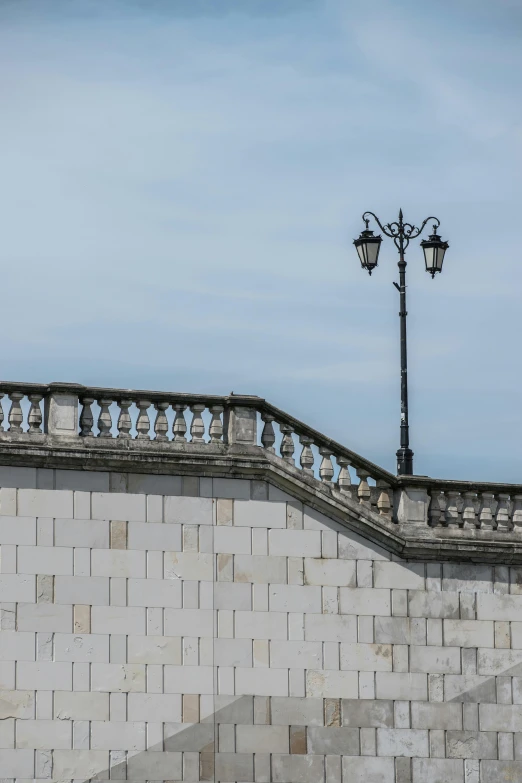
299 435 314 476
154 402 169 442
496 493 512 532
319 447 334 486
97 399 113 439
429 491 444 527
117 400 132 439
136 400 151 440
461 492 478 529
478 492 495 531
209 405 224 442
356 469 371 505
337 457 353 498
376 480 392 519
512 495 522 530
8 392 24 433
0 394 4 431
444 491 461 527
79 398 95 437
280 423 295 466
27 394 43 435
172 404 187 442
261 413 276 453
190 404 206 444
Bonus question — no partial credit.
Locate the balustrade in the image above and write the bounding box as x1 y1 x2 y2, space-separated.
256 411 393 519
429 489 522 532
9 381 522 538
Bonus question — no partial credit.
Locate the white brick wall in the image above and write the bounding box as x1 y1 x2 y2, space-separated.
0 476 520 782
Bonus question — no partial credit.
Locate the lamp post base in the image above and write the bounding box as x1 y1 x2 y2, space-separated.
396 447 414 476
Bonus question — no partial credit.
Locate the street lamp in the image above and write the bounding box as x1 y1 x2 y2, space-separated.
353 209 449 476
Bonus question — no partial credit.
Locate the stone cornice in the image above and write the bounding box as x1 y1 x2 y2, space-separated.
1 435 522 564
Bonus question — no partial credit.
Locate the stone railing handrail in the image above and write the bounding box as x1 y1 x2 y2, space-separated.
3 381 522 542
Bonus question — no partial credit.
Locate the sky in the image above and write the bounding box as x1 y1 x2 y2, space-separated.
1 0 522 481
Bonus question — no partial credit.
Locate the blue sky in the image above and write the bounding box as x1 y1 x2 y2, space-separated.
1 0 521 481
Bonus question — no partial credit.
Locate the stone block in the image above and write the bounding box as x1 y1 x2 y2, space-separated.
377 728 429 757
444 675 496 703
236 666 288 696
271 696 324 726
54 575 109 606
127 577 181 608
270 641 322 669
304 558 356 587
214 582 252 610
213 477 251 499
308 726 359 755
16 718 72 749
408 590 459 619
91 549 145 578
91 606 145 635
91 491 146 522
409 645 461 674
127 634 181 665
374 616 411 644
234 499 287 528
376 673 427 701
128 521 181 551
18 488 73 519
91 663 145 693
411 702 462 730
164 664 214 694
341 699 393 728
0 465 36 488
164 608 214 637
272 753 325 783
214 525 252 554
0 631 35 661
270 584 322 613
215 751 253 781
481 761 522 782
479 704 522 731
478 593 522 621
234 554 287 584
0 748 35 777
164 551 214 581
17 661 72 691
443 619 494 648
0 574 35 603
340 643 392 672
478 648 522 676
18 545 73 575
0 515 36 545
411 758 463 782
54 633 109 662
269 529 321 557
55 518 109 548
164 721 214 750
442 564 493 593
236 724 290 753
91 720 146 750
306 669 358 698
342 756 395 783
445 730 498 759
373 562 424 590
339 587 391 616
304 613 357 642
127 692 181 722
0 689 35 719
235 610 287 640
127 750 182 779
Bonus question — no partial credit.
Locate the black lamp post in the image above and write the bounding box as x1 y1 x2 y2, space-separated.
354 209 449 476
